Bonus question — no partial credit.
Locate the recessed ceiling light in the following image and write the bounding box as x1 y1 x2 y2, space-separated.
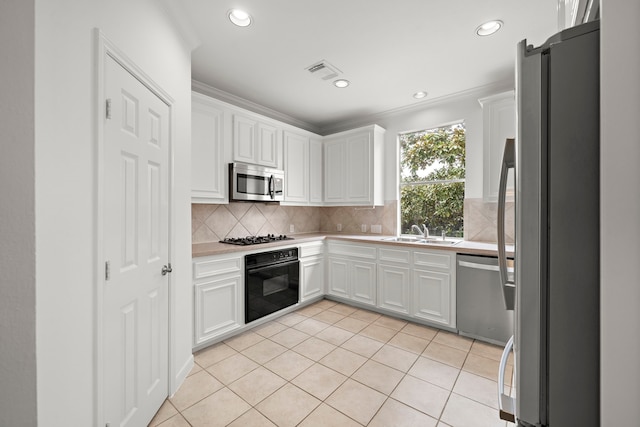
413 91 428 99
229 9 252 27
334 79 350 88
476 20 503 36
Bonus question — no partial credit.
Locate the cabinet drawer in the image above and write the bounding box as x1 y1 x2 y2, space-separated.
193 256 242 280
299 241 324 258
379 248 410 264
327 242 376 259
413 251 452 270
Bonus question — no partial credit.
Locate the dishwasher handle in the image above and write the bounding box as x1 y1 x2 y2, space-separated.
458 260 514 274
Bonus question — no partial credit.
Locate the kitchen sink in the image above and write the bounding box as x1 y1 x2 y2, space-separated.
381 236 420 242
418 238 461 246
381 236 461 246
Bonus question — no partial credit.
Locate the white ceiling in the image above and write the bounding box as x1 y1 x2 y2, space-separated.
177 0 558 133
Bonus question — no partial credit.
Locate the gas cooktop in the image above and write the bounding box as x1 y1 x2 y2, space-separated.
219 234 294 246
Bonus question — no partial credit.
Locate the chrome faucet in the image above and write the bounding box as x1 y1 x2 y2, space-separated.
411 224 429 238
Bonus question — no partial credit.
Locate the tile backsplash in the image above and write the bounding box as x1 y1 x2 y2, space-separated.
192 201 398 244
463 198 514 244
192 199 509 244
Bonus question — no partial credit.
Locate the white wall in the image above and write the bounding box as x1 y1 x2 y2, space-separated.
600 0 640 424
0 1 37 426
34 1 193 425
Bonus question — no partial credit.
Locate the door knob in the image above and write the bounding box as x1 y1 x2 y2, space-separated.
161 263 173 276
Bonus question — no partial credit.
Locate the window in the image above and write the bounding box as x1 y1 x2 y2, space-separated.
399 123 465 238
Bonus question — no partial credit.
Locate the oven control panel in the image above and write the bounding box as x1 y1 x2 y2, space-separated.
245 247 298 268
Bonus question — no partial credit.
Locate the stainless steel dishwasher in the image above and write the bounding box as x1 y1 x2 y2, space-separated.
456 254 514 345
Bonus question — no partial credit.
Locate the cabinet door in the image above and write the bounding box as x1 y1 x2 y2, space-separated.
345 132 371 202
324 139 346 202
412 269 451 326
233 114 257 164
479 91 515 201
257 122 279 168
284 132 309 203
301 256 324 302
194 275 242 345
309 138 323 204
327 257 349 298
378 264 410 314
191 99 226 202
351 261 376 306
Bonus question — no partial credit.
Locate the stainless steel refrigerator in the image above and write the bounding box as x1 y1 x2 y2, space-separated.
496 21 600 427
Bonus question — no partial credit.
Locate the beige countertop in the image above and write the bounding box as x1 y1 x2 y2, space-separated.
192 233 514 258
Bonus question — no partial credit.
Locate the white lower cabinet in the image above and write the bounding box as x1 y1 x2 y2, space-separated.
411 249 455 328
412 269 451 326
350 261 376 306
301 257 325 301
299 241 325 302
327 257 350 299
378 264 411 314
193 254 243 346
326 241 455 329
327 242 377 306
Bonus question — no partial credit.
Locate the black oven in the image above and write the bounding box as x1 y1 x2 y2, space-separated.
245 248 299 324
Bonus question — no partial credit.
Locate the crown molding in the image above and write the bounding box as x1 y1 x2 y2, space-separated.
318 80 514 135
157 0 202 51
191 80 322 135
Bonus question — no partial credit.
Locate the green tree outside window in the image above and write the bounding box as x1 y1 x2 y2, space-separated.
400 123 465 237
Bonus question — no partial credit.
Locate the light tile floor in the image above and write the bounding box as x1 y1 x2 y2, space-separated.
149 299 516 427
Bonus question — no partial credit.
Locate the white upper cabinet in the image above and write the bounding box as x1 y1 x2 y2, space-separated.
283 132 324 206
257 122 279 167
309 138 323 204
191 93 229 204
283 131 309 203
478 91 515 202
323 124 385 206
324 138 346 202
233 113 281 168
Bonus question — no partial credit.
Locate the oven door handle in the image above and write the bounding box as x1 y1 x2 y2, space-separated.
247 259 299 275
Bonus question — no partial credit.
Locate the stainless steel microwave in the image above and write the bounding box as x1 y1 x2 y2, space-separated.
229 163 284 202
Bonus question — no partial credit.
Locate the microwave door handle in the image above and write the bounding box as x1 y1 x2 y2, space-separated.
268 175 275 199
498 138 515 310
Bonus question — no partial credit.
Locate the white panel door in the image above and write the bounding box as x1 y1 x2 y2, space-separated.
351 261 376 306
345 133 371 202
103 55 170 427
309 138 324 204
191 98 225 202
327 257 349 298
283 131 309 203
324 140 345 202
378 264 410 314
257 122 279 168
301 257 325 302
233 114 256 164
412 269 451 326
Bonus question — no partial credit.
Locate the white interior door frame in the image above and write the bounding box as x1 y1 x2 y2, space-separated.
94 29 175 427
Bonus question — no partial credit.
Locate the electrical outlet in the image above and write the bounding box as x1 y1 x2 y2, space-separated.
361 224 367 233
371 224 382 234
289 224 295 233
336 223 342 232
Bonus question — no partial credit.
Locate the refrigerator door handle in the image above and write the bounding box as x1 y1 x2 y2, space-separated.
498 335 516 423
498 138 516 310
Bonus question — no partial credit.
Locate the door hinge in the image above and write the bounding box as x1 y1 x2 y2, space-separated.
105 261 111 281
105 98 112 119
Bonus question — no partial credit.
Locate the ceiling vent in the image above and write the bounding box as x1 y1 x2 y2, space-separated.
306 60 342 81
